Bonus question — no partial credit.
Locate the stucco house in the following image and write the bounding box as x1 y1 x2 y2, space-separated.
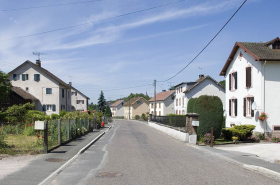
8 60 72 115
124 97 149 119
149 90 175 116
220 37 280 135
70 83 90 112
110 100 125 117
174 75 225 115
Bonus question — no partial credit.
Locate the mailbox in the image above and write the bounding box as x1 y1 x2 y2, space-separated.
35 121 45 130
192 121 199 126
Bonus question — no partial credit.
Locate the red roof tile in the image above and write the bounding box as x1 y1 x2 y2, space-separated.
149 90 175 102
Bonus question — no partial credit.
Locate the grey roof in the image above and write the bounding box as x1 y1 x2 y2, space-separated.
12 86 38 100
183 76 225 93
174 81 197 88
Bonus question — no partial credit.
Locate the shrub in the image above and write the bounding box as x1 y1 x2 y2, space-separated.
202 133 214 144
257 133 265 140
271 135 280 143
222 125 256 140
135 115 140 120
222 116 226 128
166 114 185 117
51 113 60 120
141 113 147 121
193 95 223 138
0 131 6 147
187 98 197 113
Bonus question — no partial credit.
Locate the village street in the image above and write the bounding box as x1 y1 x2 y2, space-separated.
45 120 279 185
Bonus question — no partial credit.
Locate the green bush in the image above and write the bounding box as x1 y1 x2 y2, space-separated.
193 95 223 139
222 116 226 128
135 115 140 120
256 133 265 140
23 125 35 136
166 114 185 117
141 113 147 121
222 125 256 140
187 98 197 113
51 113 60 120
0 131 6 147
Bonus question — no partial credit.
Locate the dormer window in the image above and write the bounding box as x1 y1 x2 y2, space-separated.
272 40 280 49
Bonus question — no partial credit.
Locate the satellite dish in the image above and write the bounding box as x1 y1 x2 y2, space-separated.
252 102 257 110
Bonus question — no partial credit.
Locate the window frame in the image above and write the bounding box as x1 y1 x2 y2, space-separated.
46 88 52 95
229 71 237 91
46 104 53 111
245 66 253 88
244 96 254 118
229 97 237 117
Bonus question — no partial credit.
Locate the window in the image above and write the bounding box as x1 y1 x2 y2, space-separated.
179 110 181 115
22 74 28 81
77 100 84 104
182 97 184 107
179 98 181 106
176 99 178 106
229 72 237 91
176 110 178 115
159 111 161 116
71 92 75 95
62 89 65 98
229 98 237 117
68 91 70 99
159 103 161 108
246 67 252 88
26 87 29 92
244 97 254 117
61 105 65 111
181 87 182 92
46 88 52 94
182 110 185 115
137 100 141 104
151 103 153 108
43 104 56 111
34 74 40 81
13 74 20 81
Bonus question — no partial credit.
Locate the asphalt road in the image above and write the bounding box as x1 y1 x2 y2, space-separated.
46 120 280 185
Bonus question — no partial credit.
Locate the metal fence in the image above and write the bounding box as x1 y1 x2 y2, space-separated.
151 116 186 128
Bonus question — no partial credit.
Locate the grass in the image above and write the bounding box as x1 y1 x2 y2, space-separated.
0 134 44 155
213 138 233 144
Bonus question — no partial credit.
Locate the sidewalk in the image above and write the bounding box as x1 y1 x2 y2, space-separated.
0 126 111 185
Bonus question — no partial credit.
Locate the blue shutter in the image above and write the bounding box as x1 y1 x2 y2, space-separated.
37 74 40 81
22 74 25 81
43 104 46 111
13 74 17 81
234 72 237 90
34 74 37 81
52 104 56 111
34 74 40 81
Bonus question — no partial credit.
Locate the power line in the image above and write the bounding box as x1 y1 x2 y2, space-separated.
1 0 101 12
81 83 153 92
0 0 187 42
158 0 247 83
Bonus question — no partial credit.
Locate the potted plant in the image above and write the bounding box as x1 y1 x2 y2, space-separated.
232 136 238 144
258 112 268 121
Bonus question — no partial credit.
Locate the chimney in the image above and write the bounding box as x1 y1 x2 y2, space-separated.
199 74 204 79
162 90 166 92
36 60 41 67
69 82 72 86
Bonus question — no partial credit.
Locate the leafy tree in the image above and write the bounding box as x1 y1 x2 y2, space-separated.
104 105 112 117
98 91 106 113
169 86 175 90
89 102 98 111
0 70 12 107
219 80 225 88
2 102 35 122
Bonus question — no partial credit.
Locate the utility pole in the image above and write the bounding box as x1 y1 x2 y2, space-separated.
129 99 130 120
154 79 156 117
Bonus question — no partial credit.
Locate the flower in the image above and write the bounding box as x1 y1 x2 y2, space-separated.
28 123 31 127
37 135 40 138
42 136 44 138
258 112 268 121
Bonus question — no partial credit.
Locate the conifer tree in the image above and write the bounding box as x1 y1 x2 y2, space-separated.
105 105 112 117
98 91 106 113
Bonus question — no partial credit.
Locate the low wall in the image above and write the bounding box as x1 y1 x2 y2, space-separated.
148 121 189 142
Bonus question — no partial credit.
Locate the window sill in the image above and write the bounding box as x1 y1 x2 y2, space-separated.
230 89 236 92
230 116 236 118
245 116 253 119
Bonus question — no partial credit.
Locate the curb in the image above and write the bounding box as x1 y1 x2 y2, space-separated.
187 144 280 181
39 126 112 185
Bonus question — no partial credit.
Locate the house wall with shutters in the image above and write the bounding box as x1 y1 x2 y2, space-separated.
8 62 63 115
174 84 188 115
224 47 264 132
59 87 72 112
71 88 88 111
149 101 164 116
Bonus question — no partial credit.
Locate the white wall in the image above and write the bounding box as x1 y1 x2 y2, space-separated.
174 84 187 115
71 89 88 111
116 102 124 117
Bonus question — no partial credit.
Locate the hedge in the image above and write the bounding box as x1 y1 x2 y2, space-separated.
222 125 255 140
187 98 197 113
193 95 223 138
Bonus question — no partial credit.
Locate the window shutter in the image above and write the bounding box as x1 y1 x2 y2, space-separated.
234 72 237 90
248 68 251 87
251 97 254 117
229 99 231 116
235 99 237 116
52 104 56 111
76 100 78 104
244 98 246 117
13 74 17 81
43 104 46 111
229 74 232 91
62 89 64 98
37 74 40 81
82 100 84 104
22 74 25 81
34 74 36 81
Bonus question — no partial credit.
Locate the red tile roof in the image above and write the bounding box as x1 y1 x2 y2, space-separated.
111 100 124 107
149 90 175 102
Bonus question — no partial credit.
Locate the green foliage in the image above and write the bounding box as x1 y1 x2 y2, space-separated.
25 110 48 122
23 125 34 136
59 110 67 118
135 115 140 120
51 113 60 120
88 103 98 111
3 103 35 122
62 111 91 120
222 125 256 140
141 113 147 121
187 98 197 113
0 131 7 147
219 80 225 88
166 113 185 117
98 91 106 113
222 116 226 128
169 86 175 90
193 95 223 139
94 111 103 124
104 105 112 117
123 93 150 101
0 70 12 107
272 135 280 143
256 133 265 140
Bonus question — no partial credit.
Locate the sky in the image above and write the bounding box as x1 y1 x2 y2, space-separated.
0 0 279 104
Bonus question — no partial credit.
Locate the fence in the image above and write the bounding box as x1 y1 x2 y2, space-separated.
150 116 186 128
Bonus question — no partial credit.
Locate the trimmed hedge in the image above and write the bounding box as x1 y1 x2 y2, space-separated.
187 98 197 113
193 95 223 138
222 125 255 140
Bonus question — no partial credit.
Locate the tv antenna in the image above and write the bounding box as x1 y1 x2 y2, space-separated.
68 75 73 82
33 51 49 60
198 67 202 72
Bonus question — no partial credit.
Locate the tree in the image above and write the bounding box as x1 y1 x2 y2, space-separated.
104 105 112 117
0 70 12 107
219 80 225 88
169 86 175 90
98 91 106 113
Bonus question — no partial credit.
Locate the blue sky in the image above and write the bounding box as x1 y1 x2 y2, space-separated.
0 0 279 104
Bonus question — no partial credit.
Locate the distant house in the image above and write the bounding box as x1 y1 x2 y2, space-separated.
124 97 149 119
70 83 90 112
174 75 225 115
110 100 125 117
220 37 280 134
8 60 71 115
149 90 175 116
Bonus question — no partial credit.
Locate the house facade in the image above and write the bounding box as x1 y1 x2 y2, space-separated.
70 83 90 112
110 100 125 117
220 37 280 134
149 90 175 116
8 60 71 115
124 97 149 119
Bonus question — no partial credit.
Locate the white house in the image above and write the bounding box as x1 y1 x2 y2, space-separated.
70 83 90 112
220 37 280 135
149 90 175 116
8 60 72 115
110 100 125 117
173 75 225 115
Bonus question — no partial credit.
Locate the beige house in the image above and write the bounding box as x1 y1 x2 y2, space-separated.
149 90 175 116
124 97 149 119
70 83 90 112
